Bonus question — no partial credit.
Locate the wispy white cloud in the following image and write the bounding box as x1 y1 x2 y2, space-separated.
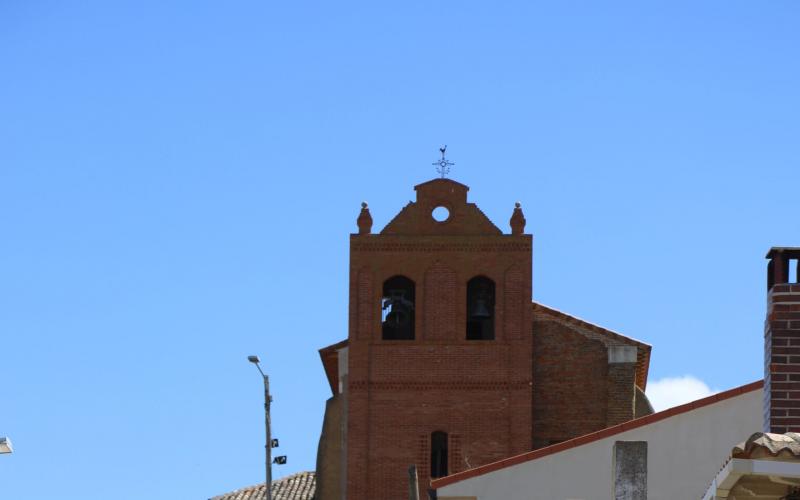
645 375 719 412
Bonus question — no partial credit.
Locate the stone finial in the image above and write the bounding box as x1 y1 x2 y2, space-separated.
510 202 526 235
357 201 373 234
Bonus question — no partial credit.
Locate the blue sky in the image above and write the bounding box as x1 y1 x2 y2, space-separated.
1 1 799 498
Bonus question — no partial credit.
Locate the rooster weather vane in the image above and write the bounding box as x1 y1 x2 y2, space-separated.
432 145 454 178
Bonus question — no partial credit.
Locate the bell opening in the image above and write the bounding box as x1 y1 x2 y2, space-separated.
467 277 495 340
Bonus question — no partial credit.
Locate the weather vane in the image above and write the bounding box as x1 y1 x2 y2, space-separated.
432 145 454 178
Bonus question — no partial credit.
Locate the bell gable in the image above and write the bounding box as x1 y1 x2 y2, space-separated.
381 178 502 235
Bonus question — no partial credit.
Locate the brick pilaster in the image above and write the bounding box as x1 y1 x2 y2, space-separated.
607 346 637 427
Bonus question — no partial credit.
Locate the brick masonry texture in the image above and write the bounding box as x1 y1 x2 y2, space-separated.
319 179 648 500
532 316 608 446
765 279 800 433
314 396 342 500
531 312 638 447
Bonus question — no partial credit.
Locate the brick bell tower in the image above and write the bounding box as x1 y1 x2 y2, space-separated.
343 177 532 499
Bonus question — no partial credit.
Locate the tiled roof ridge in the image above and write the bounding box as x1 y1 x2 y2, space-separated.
431 380 764 490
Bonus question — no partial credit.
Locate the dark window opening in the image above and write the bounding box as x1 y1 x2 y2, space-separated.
382 276 415 340
466 276 495 340
431 431 448 478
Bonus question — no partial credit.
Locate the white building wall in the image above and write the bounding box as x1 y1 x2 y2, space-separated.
438 388 763 500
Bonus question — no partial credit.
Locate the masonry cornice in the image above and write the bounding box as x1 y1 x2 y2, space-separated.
351 240 532 253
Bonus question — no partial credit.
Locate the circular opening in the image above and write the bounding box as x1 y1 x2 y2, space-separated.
432 206 450 222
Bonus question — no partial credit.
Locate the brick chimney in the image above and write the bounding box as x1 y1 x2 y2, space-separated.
764 247 800 433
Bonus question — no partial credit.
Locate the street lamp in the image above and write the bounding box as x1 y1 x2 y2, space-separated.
0 437 12 454
248 355 272 500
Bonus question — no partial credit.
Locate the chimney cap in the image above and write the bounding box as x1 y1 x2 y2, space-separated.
766 247 800 259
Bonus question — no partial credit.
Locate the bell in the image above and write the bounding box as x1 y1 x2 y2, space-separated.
471 298 491 318
386 309 409 326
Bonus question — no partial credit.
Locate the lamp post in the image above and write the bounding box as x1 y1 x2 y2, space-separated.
248 355 272 500
0 437 12 454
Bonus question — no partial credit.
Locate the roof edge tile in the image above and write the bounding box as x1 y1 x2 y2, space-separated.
431 380 764 490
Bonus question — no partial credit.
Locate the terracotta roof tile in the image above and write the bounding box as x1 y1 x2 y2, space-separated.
210 471 315 500
733 432 800 459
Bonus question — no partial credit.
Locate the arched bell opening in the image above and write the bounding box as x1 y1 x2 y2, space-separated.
381 275 415 340
466 276 495 340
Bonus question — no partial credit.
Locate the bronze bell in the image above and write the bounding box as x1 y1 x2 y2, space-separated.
471 298 491 318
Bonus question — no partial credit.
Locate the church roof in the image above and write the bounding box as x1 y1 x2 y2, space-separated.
532 301 652 390
319 339 348 394
209 471 315 500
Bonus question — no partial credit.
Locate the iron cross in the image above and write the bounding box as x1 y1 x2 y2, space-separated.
432 145 454 178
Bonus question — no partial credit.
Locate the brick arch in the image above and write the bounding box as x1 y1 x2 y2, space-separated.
424 261 457 340
466 275 496 340
381 275 416 340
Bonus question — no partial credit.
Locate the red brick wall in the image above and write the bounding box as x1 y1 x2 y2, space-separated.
346 238 533 499
531 317 609 448
423 262 458 340
315 395 343 500
765 282 800 433
344 179 533 499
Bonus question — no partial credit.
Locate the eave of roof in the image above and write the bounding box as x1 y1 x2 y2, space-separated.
532 301 652 390
431 379 764 490
702 457 800 500
319 339 348 395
